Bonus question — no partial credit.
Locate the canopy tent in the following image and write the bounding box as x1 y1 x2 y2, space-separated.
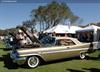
76 25 100 42
77 25 100 32
44 24 82 34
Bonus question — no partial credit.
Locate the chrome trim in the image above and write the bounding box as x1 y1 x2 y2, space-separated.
42 48 89 54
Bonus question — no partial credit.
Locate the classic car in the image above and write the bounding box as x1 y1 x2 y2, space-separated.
9 27 99 68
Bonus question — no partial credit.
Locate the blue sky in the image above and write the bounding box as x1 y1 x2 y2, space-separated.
0 3 100 29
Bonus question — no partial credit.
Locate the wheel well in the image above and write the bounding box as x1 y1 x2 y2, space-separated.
80 51 87 54
27 55 45 63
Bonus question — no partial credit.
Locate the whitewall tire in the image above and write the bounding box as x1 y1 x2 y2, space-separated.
27 56 40 68
80 52 86 59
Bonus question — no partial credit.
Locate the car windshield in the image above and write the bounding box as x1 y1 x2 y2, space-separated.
40 35 56 46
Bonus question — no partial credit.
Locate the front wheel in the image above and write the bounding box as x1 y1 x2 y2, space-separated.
27 56 40 68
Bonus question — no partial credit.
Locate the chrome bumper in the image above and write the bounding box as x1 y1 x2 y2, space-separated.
10 52 26 65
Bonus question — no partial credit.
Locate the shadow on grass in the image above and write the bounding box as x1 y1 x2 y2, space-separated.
67 68 100 72
83 68 100 72
0 55 4 61
3 54 19 69
0 48 12 51
0 48 5 50
67 69 84 72
86 56 99 60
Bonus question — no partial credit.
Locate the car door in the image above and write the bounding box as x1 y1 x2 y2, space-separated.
42 38 79 61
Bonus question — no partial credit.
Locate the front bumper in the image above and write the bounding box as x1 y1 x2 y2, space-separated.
10 52 26 65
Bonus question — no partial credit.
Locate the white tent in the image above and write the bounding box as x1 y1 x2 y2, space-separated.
77 25 100 32
44 24 82 34
76 25 100 41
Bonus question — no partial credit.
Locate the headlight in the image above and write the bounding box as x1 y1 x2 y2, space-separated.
10 50 19 59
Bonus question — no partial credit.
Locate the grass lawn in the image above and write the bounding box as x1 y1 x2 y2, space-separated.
0 41 100 72
0 41 7 55
0 41 6 48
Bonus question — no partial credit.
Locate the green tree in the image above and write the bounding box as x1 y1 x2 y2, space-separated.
31 1 79 31
23 19 36 33
31 6 47 31
0 28 17 36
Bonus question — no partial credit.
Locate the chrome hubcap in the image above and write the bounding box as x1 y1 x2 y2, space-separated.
80 53 85 59
28 56 39 68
